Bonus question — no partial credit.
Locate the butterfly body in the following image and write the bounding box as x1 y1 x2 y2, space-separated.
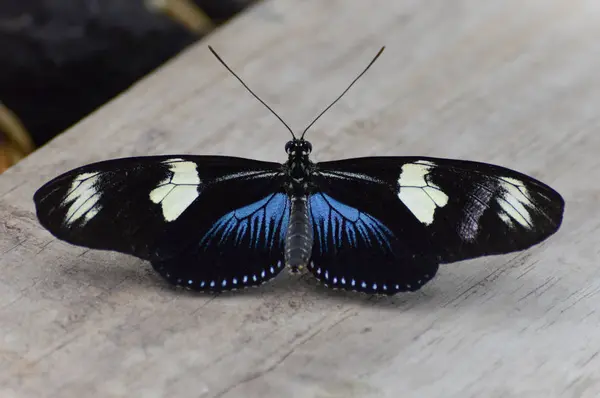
32 46 565 296
282 139 316 272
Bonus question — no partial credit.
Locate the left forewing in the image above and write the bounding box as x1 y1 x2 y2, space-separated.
34 155 284 260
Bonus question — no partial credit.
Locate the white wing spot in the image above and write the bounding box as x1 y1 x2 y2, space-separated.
150 159 201 222
498 177 533 228
499 212 514 228
64 172 102 226
501 177 526 188
84 206 101 223
149 184 174 204
398 161 448 225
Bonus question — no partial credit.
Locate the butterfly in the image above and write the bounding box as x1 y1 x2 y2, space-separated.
33 46 564 295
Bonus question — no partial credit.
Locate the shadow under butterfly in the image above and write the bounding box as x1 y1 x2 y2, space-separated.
33 46 564 295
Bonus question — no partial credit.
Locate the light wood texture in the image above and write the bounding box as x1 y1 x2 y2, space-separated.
1 1 599 397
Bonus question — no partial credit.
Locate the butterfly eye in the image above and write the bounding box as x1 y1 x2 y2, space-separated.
285 141 294 154
305 141 312 154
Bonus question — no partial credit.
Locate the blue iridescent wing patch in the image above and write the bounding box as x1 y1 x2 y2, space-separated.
201 193 290 249
309 193 393 252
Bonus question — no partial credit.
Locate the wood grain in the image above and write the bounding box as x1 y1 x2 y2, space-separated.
1 0 599 397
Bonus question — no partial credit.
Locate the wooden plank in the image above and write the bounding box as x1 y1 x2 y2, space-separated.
1 0 598 396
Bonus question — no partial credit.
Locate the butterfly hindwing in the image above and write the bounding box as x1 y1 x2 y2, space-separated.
307 191 439 295
307 156 564 294
34 155 290 291
152 191 290 291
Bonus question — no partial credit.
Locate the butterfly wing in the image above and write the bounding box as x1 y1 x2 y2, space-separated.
308 156 564 294
34 155 290 291
307 190 440 295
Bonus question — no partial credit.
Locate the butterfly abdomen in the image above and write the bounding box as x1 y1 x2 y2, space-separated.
284 196 313 272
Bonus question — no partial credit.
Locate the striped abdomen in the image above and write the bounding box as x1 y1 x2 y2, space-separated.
284 196 313 272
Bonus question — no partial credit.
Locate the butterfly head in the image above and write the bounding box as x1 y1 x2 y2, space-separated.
285 139 312 158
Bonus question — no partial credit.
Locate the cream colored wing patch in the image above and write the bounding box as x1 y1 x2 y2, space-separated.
150 158 201 222
397 160 449 225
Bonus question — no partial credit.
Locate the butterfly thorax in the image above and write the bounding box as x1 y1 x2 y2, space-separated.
284 139 314 196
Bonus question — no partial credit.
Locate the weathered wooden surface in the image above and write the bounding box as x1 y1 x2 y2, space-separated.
1 0 599 397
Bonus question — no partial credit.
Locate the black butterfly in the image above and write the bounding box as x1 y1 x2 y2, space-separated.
33 47 564 295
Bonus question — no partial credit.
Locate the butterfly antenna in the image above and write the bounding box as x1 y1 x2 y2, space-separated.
208 45 296 139
300 46 385 139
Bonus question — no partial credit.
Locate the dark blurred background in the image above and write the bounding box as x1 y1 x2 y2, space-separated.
0 0 256 171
